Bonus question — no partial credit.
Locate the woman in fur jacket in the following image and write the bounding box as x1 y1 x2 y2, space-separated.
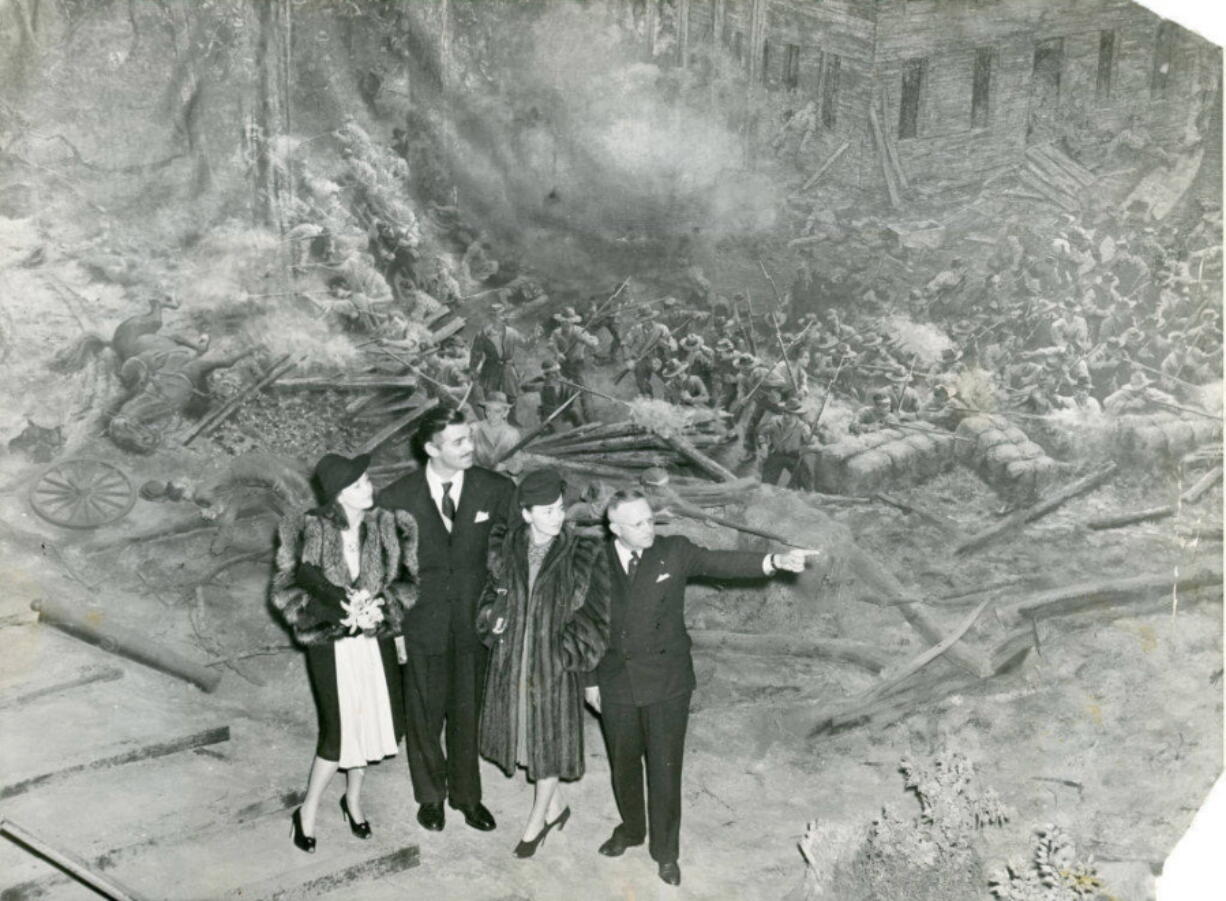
270 452 418 853
477 467 610 858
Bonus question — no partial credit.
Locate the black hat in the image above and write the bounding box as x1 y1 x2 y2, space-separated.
518 467 565 508
313 452 371 504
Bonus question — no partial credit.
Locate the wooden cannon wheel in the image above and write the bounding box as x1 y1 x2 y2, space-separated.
29 458 136 529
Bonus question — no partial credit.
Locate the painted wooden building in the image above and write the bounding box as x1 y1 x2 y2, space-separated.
626 0 1220 194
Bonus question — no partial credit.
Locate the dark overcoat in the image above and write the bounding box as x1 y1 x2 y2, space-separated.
477 523 610 781
270 507 419 645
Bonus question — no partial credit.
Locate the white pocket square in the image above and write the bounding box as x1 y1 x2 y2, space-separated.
655 573 671 583
474 511 490 523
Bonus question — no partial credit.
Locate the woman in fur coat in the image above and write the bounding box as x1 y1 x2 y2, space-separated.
270 452 418 853
477 467 610 858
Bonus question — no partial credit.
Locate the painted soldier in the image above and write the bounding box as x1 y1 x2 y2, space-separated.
523 359 582 432
918 383 970 431
710 338 741 411
471 392 523 471
1103 371 1178 415
849 389 900 434
660 359 709 408
884 367 921 421
550 307 600 422
472 302 527 406
757 397 818 489
677 334 715 394
622 309 675 398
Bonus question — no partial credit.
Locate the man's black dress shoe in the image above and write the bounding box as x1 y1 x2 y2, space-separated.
448 800 496 831
597 829 644 857
657 861 682 886
417 802 445 832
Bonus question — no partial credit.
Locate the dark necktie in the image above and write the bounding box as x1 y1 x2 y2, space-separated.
627 551 641 581
441 481 456 522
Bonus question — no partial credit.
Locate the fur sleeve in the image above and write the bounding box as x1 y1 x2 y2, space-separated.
381 508 419 613
558 535 611 672
269 513 340 645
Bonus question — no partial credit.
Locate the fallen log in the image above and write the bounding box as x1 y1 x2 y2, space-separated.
276 374 418 391
32 597 223 692
895 601 994 679
1087 465 1222 530
0 820 152 901
955 462 1118 555
528 419 637 451
544 433 715 453
0 665 124 712
82 509 264 553
560 450 679 468
1 726 230 800
801 601 994 736
798 140 851 192
182 353 298 445
656 431 738 482
1178 527 1223 542
355 395 424 420
226 847 421 901
358 398 439 455
530 455 645 482
806 666 975 737
1001 566 1223 626
494 394 582 463
6 786 311 899
929 576 1035 606
690 629 891 674
866 598 992 702
874 492 964 536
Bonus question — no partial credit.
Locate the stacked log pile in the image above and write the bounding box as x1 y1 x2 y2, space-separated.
954 414 1063 505
524 420 728 475
811 426 956 496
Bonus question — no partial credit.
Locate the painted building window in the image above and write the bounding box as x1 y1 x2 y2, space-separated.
732 30 744 62
1097 30 1116 101
899 57 926 139
1151 21 1176 97
784 44 800 91
762 40 771 85
1032 37 1063 102
971 47 993 129
707 0 717 42
821 54 841 127
721 0 736 48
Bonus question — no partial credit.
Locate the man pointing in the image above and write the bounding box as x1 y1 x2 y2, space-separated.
587 489 811 886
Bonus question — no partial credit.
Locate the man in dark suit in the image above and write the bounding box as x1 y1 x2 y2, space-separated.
587 489 811 886
376 406 515 833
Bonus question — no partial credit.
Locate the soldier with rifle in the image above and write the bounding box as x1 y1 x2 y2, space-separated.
756 397 821 489
550 307 600 423
522 359 583 433
620 309 675 398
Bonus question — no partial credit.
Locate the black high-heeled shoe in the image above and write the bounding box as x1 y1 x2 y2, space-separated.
291 808 316 853
340 796 372 839
513 806 571 858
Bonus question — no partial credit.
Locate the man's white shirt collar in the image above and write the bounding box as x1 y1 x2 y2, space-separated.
613 540 641 574
425 464 465 524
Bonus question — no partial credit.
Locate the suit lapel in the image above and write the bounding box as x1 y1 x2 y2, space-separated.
631 542 664 595
413 471 450 542
452 470 479 538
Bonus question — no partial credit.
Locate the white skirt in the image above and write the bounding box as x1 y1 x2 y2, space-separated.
333 635 398 769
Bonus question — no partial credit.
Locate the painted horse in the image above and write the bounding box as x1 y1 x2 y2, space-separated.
52 296 253 454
